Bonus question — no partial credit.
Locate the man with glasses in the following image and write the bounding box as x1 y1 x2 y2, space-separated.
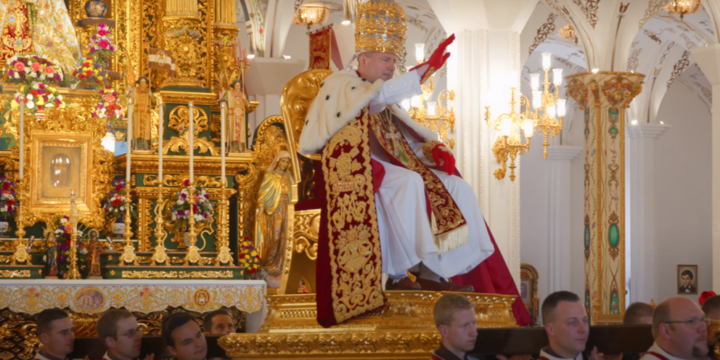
640 297 709 360
97 309 153 360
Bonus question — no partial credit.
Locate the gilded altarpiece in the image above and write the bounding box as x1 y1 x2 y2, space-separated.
565 72 644 325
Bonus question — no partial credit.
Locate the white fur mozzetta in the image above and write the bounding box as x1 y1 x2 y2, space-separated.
298 70 439 155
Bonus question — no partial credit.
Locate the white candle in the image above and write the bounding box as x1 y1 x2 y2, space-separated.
158 99 164 183
127 99 133 184
188 101 194 181
220 102 226 183
18 95 24 179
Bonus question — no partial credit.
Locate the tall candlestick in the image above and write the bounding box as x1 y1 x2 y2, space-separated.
18 95 24 179
127 99 133 184
158 99 164 182
220 102 226 183
188 101 194 181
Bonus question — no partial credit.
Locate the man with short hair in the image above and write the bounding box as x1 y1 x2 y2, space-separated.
540 291 597 360
97 309 151 360
431 293 478 360
701 294 720 321
640 297 708 360
617 302 655 360
34 308 75 360
162 312 207 360
202 309 234 335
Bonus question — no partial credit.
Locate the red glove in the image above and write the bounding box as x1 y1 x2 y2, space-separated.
410 34 456 83
422 141 455 175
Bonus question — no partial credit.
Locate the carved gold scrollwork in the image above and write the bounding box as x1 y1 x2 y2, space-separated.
163 106 219 155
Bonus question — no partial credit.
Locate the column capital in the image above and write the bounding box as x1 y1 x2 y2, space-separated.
546 145 582 161
627 123 670 139
564 72 645 109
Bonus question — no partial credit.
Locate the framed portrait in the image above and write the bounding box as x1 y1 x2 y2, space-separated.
30 132 93 214
520 264 539 326
677 265 698 295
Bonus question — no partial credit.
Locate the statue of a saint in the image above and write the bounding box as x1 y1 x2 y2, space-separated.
86 230 102 279
0 0 81 74
45 232 58 278
220 79 249 153
255 151 293 288
128 76 157 151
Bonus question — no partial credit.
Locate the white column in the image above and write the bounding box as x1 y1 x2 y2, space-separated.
545 146 582 296
626 123 669 304
691 44 720 292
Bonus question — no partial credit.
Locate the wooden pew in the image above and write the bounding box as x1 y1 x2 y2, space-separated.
67 325 654 359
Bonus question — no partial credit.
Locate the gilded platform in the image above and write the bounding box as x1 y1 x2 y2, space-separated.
219 291 517 359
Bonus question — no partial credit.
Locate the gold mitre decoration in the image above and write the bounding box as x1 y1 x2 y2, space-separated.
355 0 406 57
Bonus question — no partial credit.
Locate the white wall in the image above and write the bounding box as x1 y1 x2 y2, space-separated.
653 78 712 304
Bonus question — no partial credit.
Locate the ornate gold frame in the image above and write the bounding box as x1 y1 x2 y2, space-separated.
520 263 540 326
30 132 93 214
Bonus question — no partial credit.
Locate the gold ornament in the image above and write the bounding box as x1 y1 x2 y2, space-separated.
355 0 406 57
293 5 330 30
558 24 578 44
664 0 701 19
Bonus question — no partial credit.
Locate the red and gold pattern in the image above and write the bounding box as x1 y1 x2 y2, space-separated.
370 108 466 244
321 108 383 325
309 27 331 70
0 0 34 62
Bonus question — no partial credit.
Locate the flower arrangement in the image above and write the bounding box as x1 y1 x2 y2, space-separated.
103 178 137 219
170 179 214 233
88 24 116 62
51 215 89 278
93 85 124 125
237 238 261 278
72 57 107 88
5 55 64 85
9 83 65 115
0 175 17 220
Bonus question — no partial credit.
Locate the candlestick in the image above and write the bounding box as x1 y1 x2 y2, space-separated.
221 102 226 180
189 101 194 181
127 98 133 183
158 99 164 182
18 95 24 179
64 190 81 279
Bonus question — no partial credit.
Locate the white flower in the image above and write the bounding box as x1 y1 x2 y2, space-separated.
26 94 33 100
26 101 34 109
194 214 203 222
13 72 19 79
77 230 83 236
39 74 46 81
80 248 88 255
29 72 37 78
171 214 177 220
57 95 63 101
60 217 67 224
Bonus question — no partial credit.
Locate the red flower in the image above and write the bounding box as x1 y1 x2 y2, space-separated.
7 200 14 206
239 254 245 259
30 90 37 96
112 199 121 207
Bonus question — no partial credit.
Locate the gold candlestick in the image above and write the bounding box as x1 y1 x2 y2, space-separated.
184 181 201 265
151 184 169 265
215 179 232 266
64 190 81 279
11 179 28 265
121 185 137 265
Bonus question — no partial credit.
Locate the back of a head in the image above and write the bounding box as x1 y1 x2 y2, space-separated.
36 308 69 336
624 302 654 325
162 312 197 348
702 295 720 319
652 299 674 338
202 309 231 333
97 309 134 345
542 291 581 324
433 293 475 328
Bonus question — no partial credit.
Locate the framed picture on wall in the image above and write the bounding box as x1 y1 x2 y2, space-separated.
677 265 698 295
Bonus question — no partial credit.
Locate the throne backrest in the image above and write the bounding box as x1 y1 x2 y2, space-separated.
280 69 334 183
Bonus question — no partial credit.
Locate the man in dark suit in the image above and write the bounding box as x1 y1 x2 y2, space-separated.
679 270 697 294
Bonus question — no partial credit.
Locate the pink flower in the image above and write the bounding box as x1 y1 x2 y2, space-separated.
98 29 107 36
103 94 116 103
31 62 41 71
99 40 109 49
14 62 25 72
44 66 55 75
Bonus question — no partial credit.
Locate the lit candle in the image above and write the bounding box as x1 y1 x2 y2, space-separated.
220 102 226 183
189 101 194 181
18 95 24 179
158 99 164 183
127 99 133 184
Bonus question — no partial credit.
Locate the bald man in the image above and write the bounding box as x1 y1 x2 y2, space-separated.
640 297 709 360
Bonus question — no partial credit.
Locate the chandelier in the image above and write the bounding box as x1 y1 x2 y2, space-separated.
664 0 701 19
558 24 578 44
293 5 330 29
402 43 456 149
485 52 566 182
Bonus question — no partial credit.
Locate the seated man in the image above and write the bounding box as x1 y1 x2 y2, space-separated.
540 291 600 360
203 309 234 335
162 312 207 360
432 293 479 360
97 309 149 360
640 297 708 360
34 308 75 360
700 292 720 321
621 302 655 360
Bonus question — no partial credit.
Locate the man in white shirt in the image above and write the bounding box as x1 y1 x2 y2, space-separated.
640 297 709 360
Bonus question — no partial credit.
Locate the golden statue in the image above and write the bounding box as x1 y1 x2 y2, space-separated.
128 76 157 151
221 79 249 153
86 229 102 279
0 0 81 74
45 232 58 278
255 151 293 288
